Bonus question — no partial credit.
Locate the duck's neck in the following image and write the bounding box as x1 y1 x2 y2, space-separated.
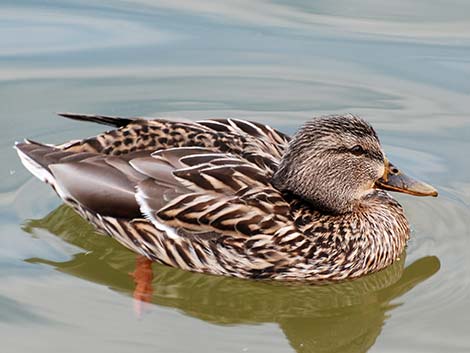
292 190 410 279
354 191 410 271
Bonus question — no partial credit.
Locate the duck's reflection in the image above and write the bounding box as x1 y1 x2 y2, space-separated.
23 205 440 353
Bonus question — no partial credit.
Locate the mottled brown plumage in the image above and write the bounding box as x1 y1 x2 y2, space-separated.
15 113 436 281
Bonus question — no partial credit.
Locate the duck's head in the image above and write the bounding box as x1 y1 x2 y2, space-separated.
272 114 437 214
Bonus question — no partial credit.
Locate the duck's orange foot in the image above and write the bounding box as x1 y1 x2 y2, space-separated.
130 256 154 317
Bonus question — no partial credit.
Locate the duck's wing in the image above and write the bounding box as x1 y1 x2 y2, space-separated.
196 118 291 175
135 148 293 239
16 141 296 239
16 141 309 277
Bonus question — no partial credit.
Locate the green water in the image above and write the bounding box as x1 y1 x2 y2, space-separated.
1 1 469 352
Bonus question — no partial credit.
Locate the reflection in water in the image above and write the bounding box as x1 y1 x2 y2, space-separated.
23 205 440 353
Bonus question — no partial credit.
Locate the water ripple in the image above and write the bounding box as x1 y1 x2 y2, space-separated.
0 7 177 56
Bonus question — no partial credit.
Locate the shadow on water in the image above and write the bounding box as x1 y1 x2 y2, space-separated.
23 205 440 353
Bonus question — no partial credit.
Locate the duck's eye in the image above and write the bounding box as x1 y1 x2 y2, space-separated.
350 145 365 156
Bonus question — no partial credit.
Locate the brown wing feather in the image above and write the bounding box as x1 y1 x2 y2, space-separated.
19 141 299 246
197 118 290 173
50 160 143 218
59 116 290 175
133 148 301 249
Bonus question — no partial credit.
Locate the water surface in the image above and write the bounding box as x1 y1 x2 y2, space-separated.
1 1 469 352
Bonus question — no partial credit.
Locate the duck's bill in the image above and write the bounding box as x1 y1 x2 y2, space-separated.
375 160 438 197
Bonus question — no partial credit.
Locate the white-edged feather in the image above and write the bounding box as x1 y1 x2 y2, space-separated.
135 187 180 240
14 144 55 185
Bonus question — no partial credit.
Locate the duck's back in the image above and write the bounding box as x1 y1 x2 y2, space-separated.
58 113 290 175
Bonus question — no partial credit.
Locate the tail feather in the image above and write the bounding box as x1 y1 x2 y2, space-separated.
15 141 58 184
57 112 135 128
14 141 92 185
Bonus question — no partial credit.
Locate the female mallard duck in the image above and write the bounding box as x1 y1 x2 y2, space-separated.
15 113 437 281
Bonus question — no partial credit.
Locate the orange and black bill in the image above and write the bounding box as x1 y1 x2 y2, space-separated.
375 160 438 197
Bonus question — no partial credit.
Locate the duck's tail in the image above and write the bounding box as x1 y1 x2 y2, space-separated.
14 140 63 186
14 140 101 199
14 114 140 185
57 112 135 128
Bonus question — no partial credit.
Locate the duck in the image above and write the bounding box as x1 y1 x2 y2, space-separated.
15 113 438 281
